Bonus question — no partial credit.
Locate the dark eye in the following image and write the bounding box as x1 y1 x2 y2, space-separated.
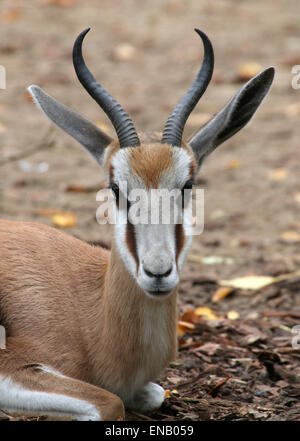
110 183 119 203
182 179 194 191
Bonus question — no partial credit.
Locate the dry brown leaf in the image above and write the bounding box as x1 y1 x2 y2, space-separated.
41 0 76 6
220 275 275 291
65 185 92 193
225 159 241 170
194 307 218 321
212 286 233 303
177 320 195 336
66 180 106 193
0 8 23 23
195 342 220 356
227 310 240 320
236 62 262 81
283 103 300 117
52 212 77 228
188 254 203 264
280 230 300 243
113 44 136 61
268 168 288 182
0 122 7 134
164 389 171 398
188 254 233 265
180 309 202 324
293 193 300 204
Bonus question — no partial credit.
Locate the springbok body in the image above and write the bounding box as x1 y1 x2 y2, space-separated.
0 28 274 420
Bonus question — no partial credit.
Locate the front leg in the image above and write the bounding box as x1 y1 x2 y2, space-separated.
126 382 165 413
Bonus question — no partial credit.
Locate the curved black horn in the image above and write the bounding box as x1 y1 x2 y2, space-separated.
73 28 140 148
161 29 214 147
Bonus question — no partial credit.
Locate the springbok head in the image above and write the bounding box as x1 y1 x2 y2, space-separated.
29 28 274 298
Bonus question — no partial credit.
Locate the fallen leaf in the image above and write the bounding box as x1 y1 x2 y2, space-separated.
65 185 93 193
0 8 23 23
268 168 288 182
202 256 234 265
164 389 171 398
242 333 265 345
280 230 300 243
195 342 220 356
177 320 195 336
188 254 202 264
225 159 241 170
283 103 300 117
194 307 218 321
112 43 136 61
293 193 300 204
188 254 233 265
66 180 106 193
236 62 262 82
166 374 184 385
210 209 225 220
212 287 233 302
227 310 240 320
0 122 7 133
52 212 77 228
180 309 201 324
220 275 275 290
40 0 76 6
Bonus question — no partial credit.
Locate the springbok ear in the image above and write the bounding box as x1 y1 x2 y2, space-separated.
28 85 113 166
189 67 275 166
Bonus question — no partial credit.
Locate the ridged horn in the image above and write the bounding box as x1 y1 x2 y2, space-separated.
73 28 140 148
161 29 214 147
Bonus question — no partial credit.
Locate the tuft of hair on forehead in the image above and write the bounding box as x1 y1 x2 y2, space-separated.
105 133 196 187
129 143 173 188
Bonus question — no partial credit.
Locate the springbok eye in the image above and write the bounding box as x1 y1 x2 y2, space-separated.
110 183 119 203
182 179 194 191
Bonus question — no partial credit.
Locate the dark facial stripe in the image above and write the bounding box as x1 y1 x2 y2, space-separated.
109 163 114 184
175 223 185 264
189 160 196 179
126 221 139 272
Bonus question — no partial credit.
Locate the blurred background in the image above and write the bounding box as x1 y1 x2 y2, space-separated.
0 0 300 420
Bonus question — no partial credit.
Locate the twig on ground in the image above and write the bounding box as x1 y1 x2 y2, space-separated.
0 128 56 167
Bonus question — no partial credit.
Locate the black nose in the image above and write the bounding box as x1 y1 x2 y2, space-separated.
144 267 172 279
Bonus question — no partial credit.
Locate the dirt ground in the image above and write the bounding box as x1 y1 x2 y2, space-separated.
0 0 300 421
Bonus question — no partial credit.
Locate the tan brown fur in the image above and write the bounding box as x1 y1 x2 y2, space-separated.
0 218 177 419
129 143 173 188
104 132 196 183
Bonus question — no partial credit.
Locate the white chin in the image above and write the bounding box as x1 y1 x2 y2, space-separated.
137 279 178 299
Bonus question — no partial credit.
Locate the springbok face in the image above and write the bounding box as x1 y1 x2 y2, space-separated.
29 27 275 298
104 140 195 296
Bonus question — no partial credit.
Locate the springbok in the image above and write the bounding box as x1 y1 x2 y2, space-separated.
0 28 274 420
